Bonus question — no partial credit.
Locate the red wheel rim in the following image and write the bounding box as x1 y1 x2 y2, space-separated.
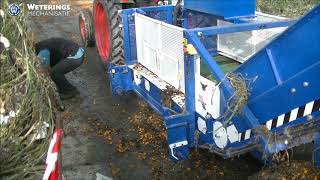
79 17 86 41
94 3 110 63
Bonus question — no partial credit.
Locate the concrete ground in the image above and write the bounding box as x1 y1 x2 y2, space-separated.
26 1 318 179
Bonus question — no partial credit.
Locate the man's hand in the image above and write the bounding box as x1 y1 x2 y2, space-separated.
38 67 50 76
36 54 50 76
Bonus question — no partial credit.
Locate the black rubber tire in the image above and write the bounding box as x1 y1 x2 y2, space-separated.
79 9 95 47
93 0 124 65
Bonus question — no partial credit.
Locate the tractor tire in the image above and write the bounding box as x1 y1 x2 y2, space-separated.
79 9 95 47
93 0 124 66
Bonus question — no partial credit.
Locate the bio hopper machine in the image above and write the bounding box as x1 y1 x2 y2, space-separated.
79 0 320 166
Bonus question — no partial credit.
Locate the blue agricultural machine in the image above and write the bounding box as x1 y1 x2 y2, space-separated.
79 0 320 167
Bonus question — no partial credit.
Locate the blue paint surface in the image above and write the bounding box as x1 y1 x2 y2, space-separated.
184 0 255 19
108 4 320 165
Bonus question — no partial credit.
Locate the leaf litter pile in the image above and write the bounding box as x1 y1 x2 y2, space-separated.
82 100 262 179
250 161 319 180
82 98 319 179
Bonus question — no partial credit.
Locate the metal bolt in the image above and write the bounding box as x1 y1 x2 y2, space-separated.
284 140 288 145
116 88 124 95
197 32 203 37
215 132 221 138
205 113 212 120
119 24 123 28
290 88 296 93
306 115 313 120
303 82 309 87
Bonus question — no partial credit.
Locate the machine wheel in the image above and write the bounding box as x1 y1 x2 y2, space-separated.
93 0 124 65
79 9 95 47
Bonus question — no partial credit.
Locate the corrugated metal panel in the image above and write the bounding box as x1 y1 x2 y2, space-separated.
135 13 185 92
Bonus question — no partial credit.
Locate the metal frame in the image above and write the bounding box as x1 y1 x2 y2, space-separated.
106 4 320 166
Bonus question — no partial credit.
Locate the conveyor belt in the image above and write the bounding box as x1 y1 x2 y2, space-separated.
200 55 240 81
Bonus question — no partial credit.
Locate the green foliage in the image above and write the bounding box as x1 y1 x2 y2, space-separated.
256 0 320 17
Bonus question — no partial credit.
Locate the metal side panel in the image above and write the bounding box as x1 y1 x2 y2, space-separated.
234 4 320 124
194 75 222 120
184 0 255 19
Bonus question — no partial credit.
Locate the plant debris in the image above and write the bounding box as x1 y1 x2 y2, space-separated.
160 85 183 108
219 73 249 127
0 0 60 179
249 160 320 180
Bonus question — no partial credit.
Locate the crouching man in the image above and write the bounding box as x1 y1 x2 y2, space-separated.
35 38 84 99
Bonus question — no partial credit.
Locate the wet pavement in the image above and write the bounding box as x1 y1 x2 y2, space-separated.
26 1 318 179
